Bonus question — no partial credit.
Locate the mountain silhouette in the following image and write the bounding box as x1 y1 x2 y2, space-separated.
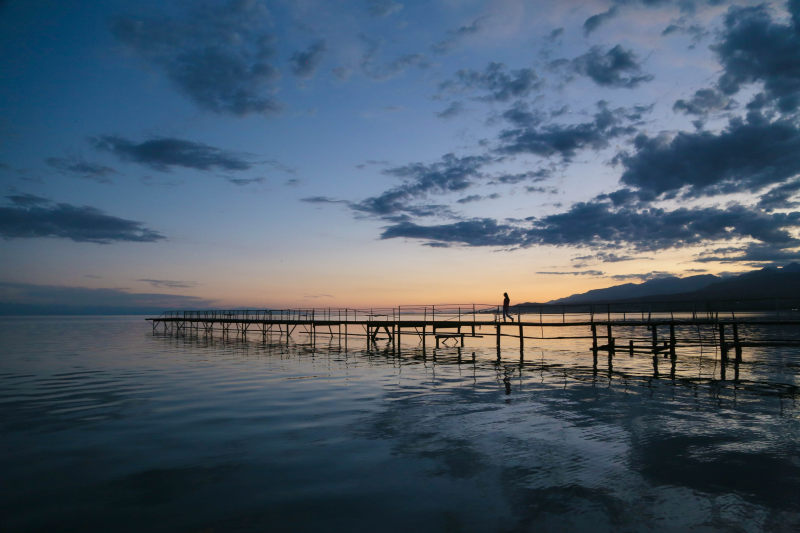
533 263 800 306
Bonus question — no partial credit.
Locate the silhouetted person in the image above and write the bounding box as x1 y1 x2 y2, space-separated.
503 292 514 322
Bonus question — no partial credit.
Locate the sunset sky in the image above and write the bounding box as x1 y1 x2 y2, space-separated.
2 0 800 311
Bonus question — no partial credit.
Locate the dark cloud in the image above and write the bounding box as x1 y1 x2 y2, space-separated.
661 20 708 46
351 153 492 216
537 270 604 276
457 193 499 204
714 3 800 112
432 16 487 54
673 88 733 116
112 1 280 116
138 279 196 289
492 168 552 185
758 179 800 211
366 0 403 17
609 271 674 281
583 7 619 35
439 62 541 102
93 136 251 172
619 115 800 199
500 100 546 129
695 243 800 264
436 101 464 119
226 177 265 186
290 40 326 78
380 218 526 247
572 45 653 88
0 198 164 243
527 201 799 251
379 199 800 253
6 193 49 207
498 102 646 160
572 252 637 268
547 28 564 42
0 282 211 314
301 196 348 204
45 156 117 184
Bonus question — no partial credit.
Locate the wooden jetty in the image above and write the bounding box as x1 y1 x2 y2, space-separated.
147 303 800 370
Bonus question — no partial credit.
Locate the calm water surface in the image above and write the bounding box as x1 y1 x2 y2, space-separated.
1 316 799 532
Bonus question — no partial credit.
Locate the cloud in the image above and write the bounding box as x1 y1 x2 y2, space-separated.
93 136 251 172
526 201 799 251
378 199 800 253
301 196 348 204
380 218 527 247
0 196 164 243
456 193 499 204
619 114 800 199
583 7 618 35
6 193 49 207
436 101 464 119
673 88 733 116
0 281 212 314
609 271 675 282
714 3 800 112
432 16 487 54
226 177 265 186
498 102 647 160
112 1 280 116
365 0 403 17
439 62 541 102
45 156 117 184
138 279 196 289
572 45 653 88
290 40 326 78
359 35 429 80
571 252 637 268
352 153 492 216
695 242 800 264
758 179 800 212
537 270 604 276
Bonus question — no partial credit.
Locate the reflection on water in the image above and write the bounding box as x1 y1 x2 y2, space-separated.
1 316 799 532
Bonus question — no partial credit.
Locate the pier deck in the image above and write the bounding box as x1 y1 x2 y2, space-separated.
147 303 800 370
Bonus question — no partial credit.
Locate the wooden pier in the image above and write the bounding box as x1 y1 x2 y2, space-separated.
147 304 800 371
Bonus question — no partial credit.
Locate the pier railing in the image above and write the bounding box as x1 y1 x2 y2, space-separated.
156 297 800 325
156 304 501 324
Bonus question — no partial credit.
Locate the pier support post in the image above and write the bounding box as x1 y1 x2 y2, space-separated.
518 322 524 354
651 325 658 355
496 323 501 360
606 325 615 358
669 323 676 360
719 323 728 362
733 323 742 363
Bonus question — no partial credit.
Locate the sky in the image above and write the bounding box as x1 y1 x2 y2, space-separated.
1 0 800 311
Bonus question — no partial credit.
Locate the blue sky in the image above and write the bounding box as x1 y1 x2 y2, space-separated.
1 0 799 310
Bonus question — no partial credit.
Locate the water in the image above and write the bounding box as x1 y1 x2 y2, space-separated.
1 316 799 532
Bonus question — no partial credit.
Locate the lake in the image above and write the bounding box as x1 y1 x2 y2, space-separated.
1 315 799 532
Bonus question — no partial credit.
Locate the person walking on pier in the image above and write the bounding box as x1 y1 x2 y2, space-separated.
503 292 514 322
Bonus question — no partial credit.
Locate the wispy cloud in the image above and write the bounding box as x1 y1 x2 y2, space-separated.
112 1 280 115
439 62 541 102
45 156 117 184
290 40 326 79
571 45 653 88
138 279 196 289
93 136 252 172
